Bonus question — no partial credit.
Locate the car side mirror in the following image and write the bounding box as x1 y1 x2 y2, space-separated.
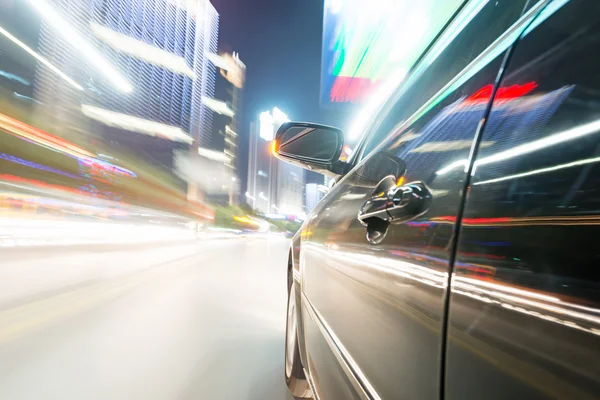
273 122 348 176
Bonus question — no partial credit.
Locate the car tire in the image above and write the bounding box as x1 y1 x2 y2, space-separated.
285 282 312 399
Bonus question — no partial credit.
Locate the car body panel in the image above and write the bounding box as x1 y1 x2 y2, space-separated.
290 1 600 400
296 0 535 398
446 1 600 398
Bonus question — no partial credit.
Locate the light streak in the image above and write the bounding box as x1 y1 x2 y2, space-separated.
437 118 600 175
26 0 133 93
475 156 600 185
0 24 83 90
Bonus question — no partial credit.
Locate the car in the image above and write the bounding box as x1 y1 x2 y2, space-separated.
274 0 600 399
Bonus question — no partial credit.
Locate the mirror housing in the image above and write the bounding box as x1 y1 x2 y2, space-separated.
273 122 348 176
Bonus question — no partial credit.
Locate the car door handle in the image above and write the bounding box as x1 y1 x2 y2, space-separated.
358 179 432 244
387 181 432 223
357 176 396 224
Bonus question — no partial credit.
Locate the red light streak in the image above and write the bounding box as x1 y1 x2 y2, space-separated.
0 112 135 177
433 216 514 224
0 174 90 197
465 81 538 103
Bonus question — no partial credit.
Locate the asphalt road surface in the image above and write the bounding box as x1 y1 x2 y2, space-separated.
0 236 294 400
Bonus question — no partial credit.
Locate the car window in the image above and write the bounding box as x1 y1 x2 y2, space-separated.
447 0 600 398
359 0 529 159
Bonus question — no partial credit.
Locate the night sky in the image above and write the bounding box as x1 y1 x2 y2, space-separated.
211 0 349 188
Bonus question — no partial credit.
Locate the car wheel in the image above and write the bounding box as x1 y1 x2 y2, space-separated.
285 282 312 399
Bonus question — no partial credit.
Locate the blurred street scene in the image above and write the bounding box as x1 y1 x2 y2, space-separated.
0 1 309 398
0 0 418 397
0 236 293 400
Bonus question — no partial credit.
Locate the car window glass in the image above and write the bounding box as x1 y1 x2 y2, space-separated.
359 0 528 159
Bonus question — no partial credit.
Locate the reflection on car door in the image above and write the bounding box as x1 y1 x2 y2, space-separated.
446 1 600 399
299 1 532 398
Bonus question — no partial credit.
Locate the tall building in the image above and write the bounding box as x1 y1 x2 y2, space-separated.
247 108 304 216
206 51 245 181
247 121 271 213
207 52 245 173
34 0 219 168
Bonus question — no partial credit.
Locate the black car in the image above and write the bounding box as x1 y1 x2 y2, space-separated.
275 0 600 399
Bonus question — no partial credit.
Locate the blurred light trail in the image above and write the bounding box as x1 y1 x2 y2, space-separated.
1 174 91 198
225 125 237 137
404 1 489 93
0 175 213 224
81 104 192 144
409 140 494 154
1 179 155 211
311 244 600 337
233 217 260 230
0 153 80 179
201 97 235 117
0 218 195 248
26 0 133 93
0 112 136 178
475 156 600 186
90 23 195 78
0 24 83 90
13 92 43 105
197 147 228 161
437 117 600 175
0 112 94 158
0 70 30 86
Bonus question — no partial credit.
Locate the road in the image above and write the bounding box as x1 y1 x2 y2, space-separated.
0 236 294 400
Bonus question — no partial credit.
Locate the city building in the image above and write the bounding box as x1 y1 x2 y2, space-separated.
33 0 219 183
247 108 304 216
207 51 245 175
174 146 238 205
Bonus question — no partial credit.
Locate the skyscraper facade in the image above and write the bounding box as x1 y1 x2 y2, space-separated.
207 51 245 175
35 0 219 149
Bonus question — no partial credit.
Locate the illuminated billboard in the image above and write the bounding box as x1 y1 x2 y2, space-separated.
321 0 463 107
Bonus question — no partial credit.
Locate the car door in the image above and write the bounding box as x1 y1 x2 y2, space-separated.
299 1 535 399
446 0 600 399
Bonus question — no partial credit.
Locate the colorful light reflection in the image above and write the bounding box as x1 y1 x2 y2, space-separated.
0 112 136 178
321 0 463 106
